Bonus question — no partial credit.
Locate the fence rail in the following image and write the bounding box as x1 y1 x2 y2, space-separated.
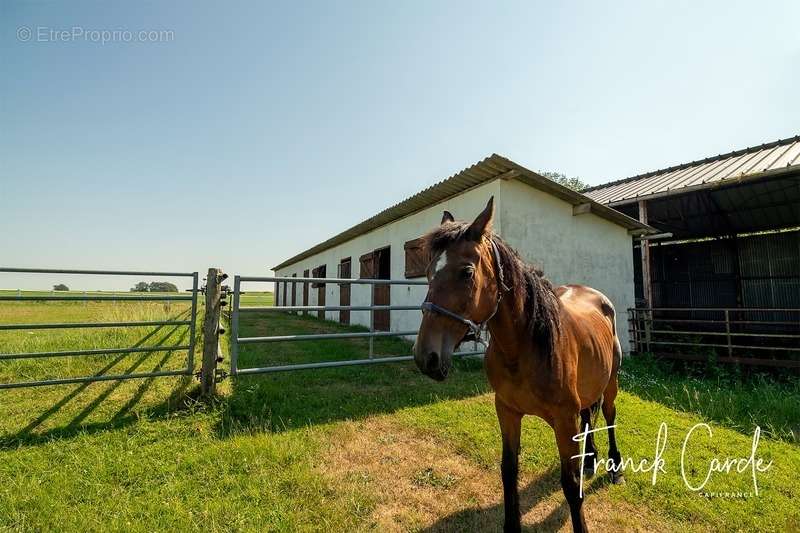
628 307 800 368
0 295 192 302
228 275 483 376
0 267 199 389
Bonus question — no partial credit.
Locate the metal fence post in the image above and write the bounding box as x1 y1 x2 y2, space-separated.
230 275 241 376
187 272 199 375
369 283 375 359
201 268 223 396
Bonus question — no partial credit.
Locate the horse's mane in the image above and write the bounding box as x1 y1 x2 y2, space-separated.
424 222 562 359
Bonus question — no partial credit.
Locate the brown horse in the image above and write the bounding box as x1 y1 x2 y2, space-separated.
413 197 624 533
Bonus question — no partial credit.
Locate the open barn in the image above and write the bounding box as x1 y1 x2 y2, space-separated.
272 154 650 352
583 136 800 366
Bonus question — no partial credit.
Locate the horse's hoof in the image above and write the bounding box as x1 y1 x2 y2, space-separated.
610 473 626 485
583 465 596 478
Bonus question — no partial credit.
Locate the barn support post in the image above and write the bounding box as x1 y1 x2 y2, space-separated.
638 200 653 309
638 200 655 354
200 267 224 396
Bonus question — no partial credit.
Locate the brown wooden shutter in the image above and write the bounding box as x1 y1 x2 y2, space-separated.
310 265 327 318
302 269 309 315
338 258 351 325
404 237 428 278
359 252 375 279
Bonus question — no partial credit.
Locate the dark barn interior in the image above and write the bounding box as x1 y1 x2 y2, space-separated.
584 136 800 367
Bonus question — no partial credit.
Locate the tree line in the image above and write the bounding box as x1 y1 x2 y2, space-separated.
130 281 179 292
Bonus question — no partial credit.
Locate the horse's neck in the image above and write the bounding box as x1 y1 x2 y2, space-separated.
486 294 528 357
487 289 559 372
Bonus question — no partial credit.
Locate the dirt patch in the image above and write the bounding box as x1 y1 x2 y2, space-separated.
319 416 689 532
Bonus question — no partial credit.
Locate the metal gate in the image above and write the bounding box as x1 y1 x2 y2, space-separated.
228 274 484 376
0 267 199 389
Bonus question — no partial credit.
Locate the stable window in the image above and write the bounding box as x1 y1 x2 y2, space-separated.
311 265 326 288
361 247 391 331
338 257 352 325
311 264 327 318
404 237 429 278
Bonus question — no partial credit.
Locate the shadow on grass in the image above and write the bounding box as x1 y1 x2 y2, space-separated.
0 308 486 448
215 311 491 437
0 311 196 449
421 466 613 533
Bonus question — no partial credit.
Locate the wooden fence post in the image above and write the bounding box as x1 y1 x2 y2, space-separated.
724 309 732 357
201 267 223 396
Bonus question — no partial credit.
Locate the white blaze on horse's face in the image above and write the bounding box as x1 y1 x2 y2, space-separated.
434 251 448 278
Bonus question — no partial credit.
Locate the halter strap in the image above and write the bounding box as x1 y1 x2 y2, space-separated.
421 237 510 346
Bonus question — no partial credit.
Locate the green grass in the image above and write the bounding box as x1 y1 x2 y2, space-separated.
1 300 798 531
619 356 800 443
237 291 274 307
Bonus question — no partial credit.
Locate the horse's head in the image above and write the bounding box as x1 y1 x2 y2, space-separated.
413 197 503 381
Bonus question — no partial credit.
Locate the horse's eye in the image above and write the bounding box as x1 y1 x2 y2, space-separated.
460 266 475 280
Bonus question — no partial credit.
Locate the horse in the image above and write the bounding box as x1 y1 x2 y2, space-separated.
413 197 624 533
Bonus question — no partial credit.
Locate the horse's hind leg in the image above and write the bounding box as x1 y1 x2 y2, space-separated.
579 407 598 477
602 365 625 484
554 414 589 533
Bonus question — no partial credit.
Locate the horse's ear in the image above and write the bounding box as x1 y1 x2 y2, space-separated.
467 197 494 240
441 210 454 224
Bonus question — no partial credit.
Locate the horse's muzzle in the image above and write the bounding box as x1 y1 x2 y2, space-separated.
424 352 448 381
413 341 451 381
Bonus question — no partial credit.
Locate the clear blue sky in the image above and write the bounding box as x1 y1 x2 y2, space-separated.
2 1 798 290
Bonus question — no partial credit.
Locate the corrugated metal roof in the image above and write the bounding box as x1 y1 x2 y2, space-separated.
583 135 800 206
273 154 652 270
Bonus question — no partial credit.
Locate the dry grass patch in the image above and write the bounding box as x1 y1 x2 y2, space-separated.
319 416 688 532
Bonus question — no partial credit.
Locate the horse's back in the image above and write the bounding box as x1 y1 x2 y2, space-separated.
556 284 619 408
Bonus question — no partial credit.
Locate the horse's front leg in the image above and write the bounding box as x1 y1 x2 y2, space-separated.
495 396 522 533
554 414 589 533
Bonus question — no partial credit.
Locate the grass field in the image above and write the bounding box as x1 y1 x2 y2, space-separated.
1 292 799 531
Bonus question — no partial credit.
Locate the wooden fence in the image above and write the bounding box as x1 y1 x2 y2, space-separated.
628 307 800 368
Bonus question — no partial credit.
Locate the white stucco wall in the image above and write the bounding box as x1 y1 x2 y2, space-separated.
274 180 504 334
495 179 635 351
274 177 635 351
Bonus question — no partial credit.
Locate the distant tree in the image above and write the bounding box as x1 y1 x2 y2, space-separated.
130 281 150 292
53 284 69 291
540 171 587 192
147 281 179 293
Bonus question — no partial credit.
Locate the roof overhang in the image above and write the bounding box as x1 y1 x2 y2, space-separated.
605 164 800 208
273 154 654 271
610 169 800 239
583 135 800 206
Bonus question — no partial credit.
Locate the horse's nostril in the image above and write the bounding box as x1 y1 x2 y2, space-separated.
426 352 440 372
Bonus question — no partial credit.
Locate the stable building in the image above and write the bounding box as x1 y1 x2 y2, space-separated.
273 154 651 351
